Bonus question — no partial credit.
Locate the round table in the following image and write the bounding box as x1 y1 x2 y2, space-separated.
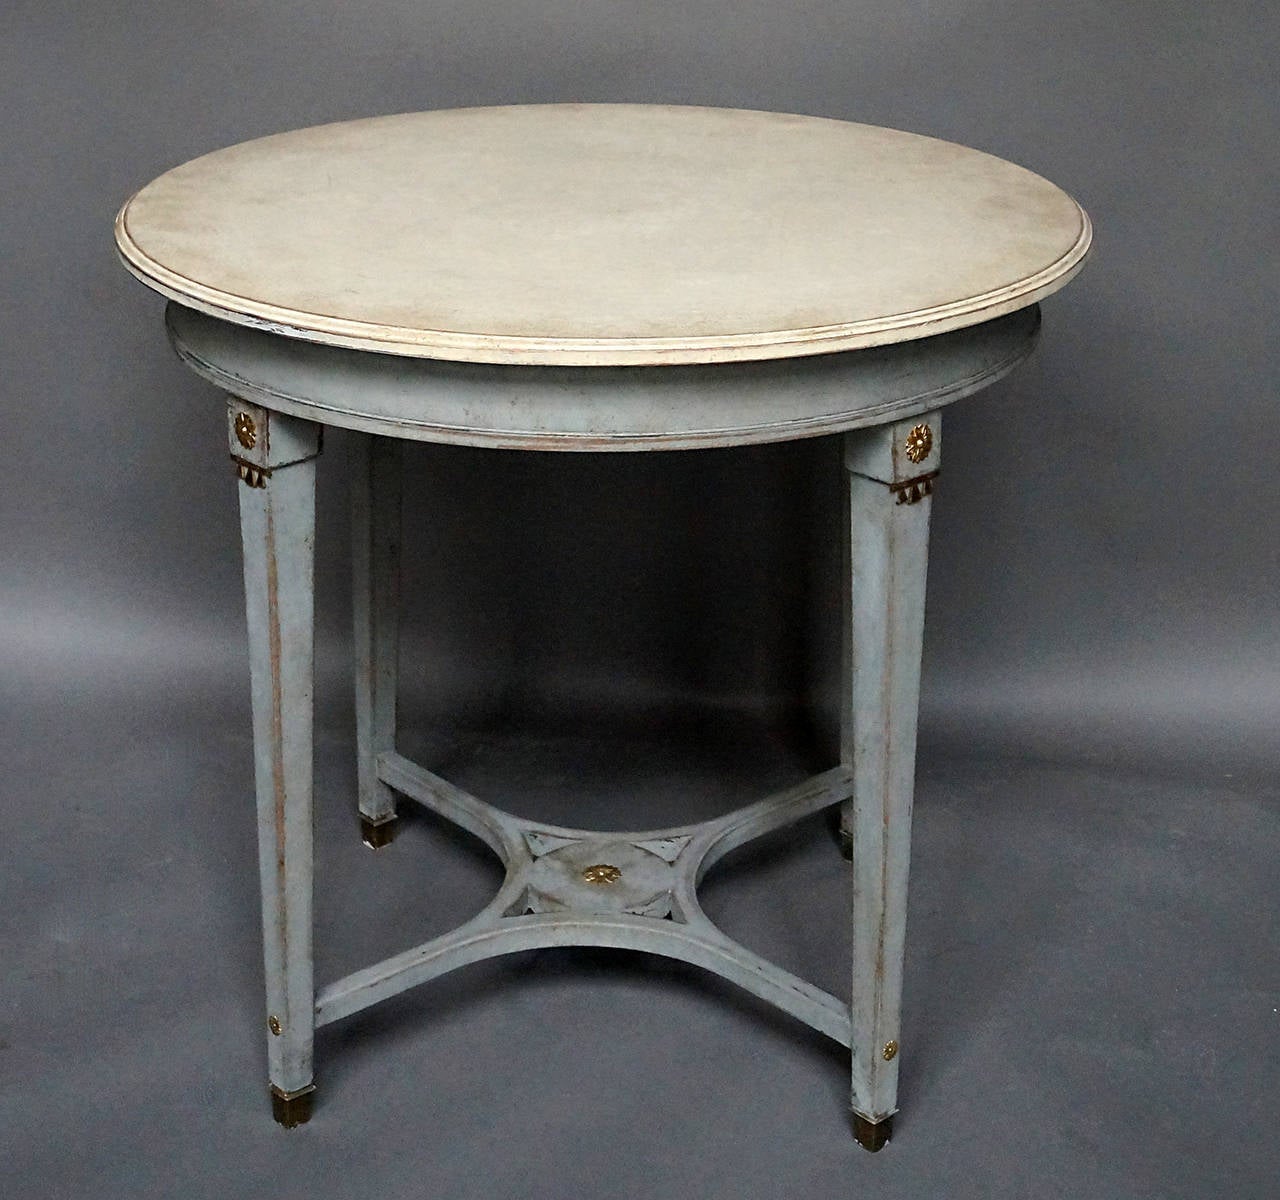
115 104 1089 1148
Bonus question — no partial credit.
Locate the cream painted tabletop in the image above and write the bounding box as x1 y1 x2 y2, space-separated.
116 104 1090 366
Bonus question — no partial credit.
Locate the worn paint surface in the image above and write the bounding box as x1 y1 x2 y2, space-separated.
214 317 988 1138
116 106 1088 365
314 753 860 1061
176 302 1034 451
225 370 949 1126
235 399 321 1098
841 416 937 1124
350 433 401 830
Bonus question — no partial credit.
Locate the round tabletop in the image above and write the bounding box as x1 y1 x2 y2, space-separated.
116 104 1090 367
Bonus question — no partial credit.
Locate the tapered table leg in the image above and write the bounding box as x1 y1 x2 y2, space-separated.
840 415 940 1149
231 399 323 1126
350 434 402 848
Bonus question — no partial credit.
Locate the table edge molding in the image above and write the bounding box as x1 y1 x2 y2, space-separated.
117 202 1088 367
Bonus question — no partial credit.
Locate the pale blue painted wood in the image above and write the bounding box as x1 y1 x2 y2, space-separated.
205 319 987 1140
841 415 939 1127
173 302 1038 451
350 433 401 834
314 752 860 1054
231 398 322 1102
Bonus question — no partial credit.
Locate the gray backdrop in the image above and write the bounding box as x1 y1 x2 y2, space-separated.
3 2 1276 1198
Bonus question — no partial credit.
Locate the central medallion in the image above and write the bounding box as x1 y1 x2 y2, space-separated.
516 831 694 920
581 863 622 885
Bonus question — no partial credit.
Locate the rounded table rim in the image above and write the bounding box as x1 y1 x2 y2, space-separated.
116 104 1090 367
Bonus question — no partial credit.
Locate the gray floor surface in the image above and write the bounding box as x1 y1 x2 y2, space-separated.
3 667 1276 1200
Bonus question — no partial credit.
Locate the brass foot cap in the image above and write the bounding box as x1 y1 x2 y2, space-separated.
360 814 397 850
852 1113 892 1152
838 828 853 862
270 1084 316 1128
